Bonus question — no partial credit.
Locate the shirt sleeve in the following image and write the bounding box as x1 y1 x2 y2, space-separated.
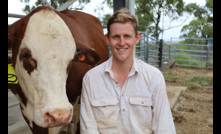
151 72 176 134
80 74 100 134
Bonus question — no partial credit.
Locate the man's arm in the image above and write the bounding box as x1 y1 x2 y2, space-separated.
151 73 176 134
80 75 100 134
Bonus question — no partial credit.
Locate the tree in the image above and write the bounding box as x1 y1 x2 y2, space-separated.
180 0 213 38
102 14 111 26
20 0 92 14
135 0 185 43
20 0 113 27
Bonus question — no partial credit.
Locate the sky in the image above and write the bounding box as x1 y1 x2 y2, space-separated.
8 0 206 41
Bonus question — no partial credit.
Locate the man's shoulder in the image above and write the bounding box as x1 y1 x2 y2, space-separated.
85 59 108 77
136 58 160 72
135 58 163 77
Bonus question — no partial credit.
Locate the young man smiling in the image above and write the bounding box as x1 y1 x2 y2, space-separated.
80 8 176 134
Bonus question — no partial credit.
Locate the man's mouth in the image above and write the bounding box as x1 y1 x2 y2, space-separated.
117 48 128 51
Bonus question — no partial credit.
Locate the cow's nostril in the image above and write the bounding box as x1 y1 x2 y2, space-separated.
44 109 72 127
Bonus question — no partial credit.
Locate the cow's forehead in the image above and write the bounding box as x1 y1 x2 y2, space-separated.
21 9 76 60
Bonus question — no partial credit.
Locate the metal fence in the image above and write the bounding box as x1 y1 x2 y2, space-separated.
134 31 213 70
135 30 163 69
135 31 146 62
162 38 213 69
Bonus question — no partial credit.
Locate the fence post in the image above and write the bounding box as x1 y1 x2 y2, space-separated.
145 29 149 63
158 39 163 70
113 0 126 12
206 38 211 69
169 44 172 64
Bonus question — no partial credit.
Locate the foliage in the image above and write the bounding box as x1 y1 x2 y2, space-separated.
20 0 112 15
135 0 185 42
101 14 111 26
20 0 75 13
22 0 38 14
180 0 213 38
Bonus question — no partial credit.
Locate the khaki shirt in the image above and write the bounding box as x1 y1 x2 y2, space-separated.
80 57 176 134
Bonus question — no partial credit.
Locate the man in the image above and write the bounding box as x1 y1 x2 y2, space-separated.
80 8 176 134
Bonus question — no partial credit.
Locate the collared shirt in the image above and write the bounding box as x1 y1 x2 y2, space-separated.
80 57 176 134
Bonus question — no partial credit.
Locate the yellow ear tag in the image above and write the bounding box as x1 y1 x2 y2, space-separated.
78 54 86 61
8 64 18 84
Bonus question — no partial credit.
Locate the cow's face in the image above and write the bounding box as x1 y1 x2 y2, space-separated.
14 10 75 128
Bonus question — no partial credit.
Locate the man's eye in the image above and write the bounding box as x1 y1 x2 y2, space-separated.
112 36 119 39
125 35 131 38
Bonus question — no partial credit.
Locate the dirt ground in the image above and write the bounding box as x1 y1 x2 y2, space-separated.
164 67 213 134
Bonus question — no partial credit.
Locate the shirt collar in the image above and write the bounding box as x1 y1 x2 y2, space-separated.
129 57 139 77
104 56 112 73
105 56 139 76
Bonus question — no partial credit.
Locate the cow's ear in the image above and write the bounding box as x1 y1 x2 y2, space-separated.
8 27 13 50
73 48 100 65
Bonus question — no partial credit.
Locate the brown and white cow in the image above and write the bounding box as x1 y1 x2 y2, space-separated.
8 6 109 134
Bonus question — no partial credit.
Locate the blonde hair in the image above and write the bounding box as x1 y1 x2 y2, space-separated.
107 8 138 36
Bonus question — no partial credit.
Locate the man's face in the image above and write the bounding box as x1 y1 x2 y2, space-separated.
105 22 141 63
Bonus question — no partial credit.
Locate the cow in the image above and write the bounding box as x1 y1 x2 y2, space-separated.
8 6 109 134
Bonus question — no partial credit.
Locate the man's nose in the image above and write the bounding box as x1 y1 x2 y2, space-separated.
119 37 126 46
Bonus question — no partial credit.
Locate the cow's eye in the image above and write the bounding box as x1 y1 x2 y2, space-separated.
78 53 86 61
19 48 37 74
21 52 29 58
20 48 31 59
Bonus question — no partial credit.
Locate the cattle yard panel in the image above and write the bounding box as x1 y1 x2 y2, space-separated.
163 38 213 69
135 30 162 69
135 30 213 70
135 31 146 62
133 31 213 70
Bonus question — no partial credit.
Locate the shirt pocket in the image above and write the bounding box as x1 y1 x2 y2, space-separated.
129 97 153 127
129 96 152 106
91 98 119 129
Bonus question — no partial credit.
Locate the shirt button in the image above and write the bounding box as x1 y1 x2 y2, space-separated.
142 101 144 104
122 94 124 97
122 108 125 112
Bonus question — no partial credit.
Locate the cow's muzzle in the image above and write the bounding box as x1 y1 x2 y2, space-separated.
43 109 72 127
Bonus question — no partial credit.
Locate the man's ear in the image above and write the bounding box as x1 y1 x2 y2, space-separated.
104 33 110 44
135 32 142 45
73 47 101 65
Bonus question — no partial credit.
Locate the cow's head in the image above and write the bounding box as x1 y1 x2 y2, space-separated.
8 7 100 128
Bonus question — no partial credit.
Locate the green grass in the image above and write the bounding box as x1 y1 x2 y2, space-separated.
181 76 213 89
163 72 180 79
173 55 206 68
188 76 213 86
163 71 213 89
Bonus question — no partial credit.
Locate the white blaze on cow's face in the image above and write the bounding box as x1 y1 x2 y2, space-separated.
15 9 75 128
